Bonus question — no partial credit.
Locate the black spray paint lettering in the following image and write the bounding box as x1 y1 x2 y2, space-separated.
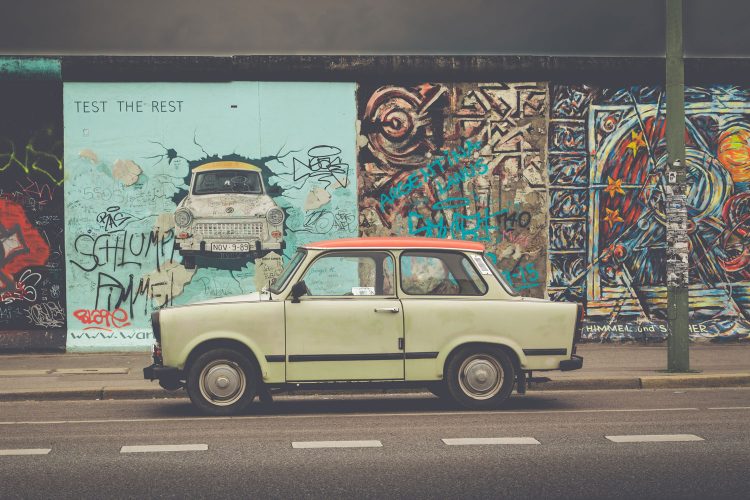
96 206 134 231
70 229 175 273
292 145 350 189
94 271 177 320
69 331 153 340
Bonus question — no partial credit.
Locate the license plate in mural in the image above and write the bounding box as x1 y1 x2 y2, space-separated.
210 242 251 252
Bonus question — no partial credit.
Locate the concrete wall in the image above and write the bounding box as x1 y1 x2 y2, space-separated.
1 56 749 350
0 58 66 350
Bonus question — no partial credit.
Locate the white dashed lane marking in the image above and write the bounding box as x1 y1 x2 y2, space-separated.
0 407 703 426
120 444 208 453
605 434 704 443
0 448 51 456
292 440 383 449
442 437 541 445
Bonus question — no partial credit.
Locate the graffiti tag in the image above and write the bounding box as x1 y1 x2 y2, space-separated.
0 269 41 304
293 145 350 189
73 308 132 331
502 263 541 291
70 229 175 273
96 206 135 231
25 302 65 328
379 140 483 209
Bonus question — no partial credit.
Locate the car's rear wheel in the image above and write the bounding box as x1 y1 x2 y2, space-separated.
446 346 515 410
186 348 258 416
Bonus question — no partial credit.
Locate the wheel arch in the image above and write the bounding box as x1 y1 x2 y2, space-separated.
440 340 524 379
182 336 266 380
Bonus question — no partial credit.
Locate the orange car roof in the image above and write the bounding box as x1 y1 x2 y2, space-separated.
304 237 485 252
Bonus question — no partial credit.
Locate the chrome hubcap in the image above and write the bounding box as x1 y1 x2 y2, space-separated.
199 360 246 406
458 354 503 400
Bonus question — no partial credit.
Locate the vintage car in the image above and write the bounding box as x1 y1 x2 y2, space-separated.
173 161 285 268
144 237 583 415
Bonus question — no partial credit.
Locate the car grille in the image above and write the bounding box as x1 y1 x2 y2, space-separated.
194 222 264 238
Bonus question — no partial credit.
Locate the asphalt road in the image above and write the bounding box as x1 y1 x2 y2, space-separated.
1 389 748 499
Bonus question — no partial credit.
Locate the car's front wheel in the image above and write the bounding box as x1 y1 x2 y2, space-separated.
186 348 258 416
446 346 515 410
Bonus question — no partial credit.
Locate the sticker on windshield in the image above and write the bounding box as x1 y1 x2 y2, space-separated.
352 287 375 296
470 254 492 274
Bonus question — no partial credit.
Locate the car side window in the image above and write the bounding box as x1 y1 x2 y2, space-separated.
300 252 395 297
400 251 488 296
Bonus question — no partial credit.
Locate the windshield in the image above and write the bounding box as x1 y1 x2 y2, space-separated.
192 170 262 195
269 249 307 294
482 254 519 296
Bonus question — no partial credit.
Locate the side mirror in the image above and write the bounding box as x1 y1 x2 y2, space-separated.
290 280 308 303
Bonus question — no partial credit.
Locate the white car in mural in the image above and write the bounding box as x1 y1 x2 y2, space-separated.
174 161 285 268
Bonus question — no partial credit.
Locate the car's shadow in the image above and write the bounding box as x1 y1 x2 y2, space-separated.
156 392 573 418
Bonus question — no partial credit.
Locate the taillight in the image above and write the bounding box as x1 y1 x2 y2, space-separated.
271 230 282 239
151 342 163 364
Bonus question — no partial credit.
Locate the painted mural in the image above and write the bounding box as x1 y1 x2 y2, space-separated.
357 83 549 297
548 85 750 341
64 82 357 351
0 60 67 348
1 70 748 350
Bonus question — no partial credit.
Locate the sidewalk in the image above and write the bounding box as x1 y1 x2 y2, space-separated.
0 344 748 402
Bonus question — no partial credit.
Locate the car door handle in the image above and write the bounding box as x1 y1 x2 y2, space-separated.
374 307 400 313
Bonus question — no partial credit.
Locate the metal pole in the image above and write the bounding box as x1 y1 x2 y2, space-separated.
666 0 690 371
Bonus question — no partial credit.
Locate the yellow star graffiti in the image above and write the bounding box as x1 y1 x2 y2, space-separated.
604 207 624 226
604 176 625 196
625 130 646 156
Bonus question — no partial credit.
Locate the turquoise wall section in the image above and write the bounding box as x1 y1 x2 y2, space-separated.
63 82 357 351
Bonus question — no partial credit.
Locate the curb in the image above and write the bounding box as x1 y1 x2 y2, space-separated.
639 373 750 389
528 376 642 391
1 374 749 402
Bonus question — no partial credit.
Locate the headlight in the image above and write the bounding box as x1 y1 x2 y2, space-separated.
174 208 193 227
267 207 284 226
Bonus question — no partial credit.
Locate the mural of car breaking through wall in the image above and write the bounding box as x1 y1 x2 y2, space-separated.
1 57 749 350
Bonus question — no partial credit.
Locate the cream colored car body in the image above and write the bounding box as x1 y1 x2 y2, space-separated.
155 240 580 385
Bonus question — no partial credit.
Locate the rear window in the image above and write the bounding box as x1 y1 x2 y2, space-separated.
400 251 487 296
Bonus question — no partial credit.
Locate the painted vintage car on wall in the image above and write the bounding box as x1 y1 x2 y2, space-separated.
144 237 584 415
173 161 285 268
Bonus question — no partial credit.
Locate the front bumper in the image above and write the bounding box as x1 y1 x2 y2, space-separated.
143 364 183 390
559 354 583 371
176 240 284 254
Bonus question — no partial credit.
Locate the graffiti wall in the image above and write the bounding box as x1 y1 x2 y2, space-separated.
548 85 750 341
64 82 357 351
0 59 67 349
357 83 549 297
2 65 749 350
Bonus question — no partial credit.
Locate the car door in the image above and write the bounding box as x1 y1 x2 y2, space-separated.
285 250 404 382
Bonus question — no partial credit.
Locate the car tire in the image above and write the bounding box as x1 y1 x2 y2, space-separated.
186 348 258 416
446 346 515 410
182 256 196 269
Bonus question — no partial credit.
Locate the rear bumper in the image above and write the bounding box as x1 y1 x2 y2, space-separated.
143 364 183 389
559 354 583 371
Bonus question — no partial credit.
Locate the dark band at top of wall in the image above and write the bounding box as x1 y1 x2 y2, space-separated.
54 55 750 85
